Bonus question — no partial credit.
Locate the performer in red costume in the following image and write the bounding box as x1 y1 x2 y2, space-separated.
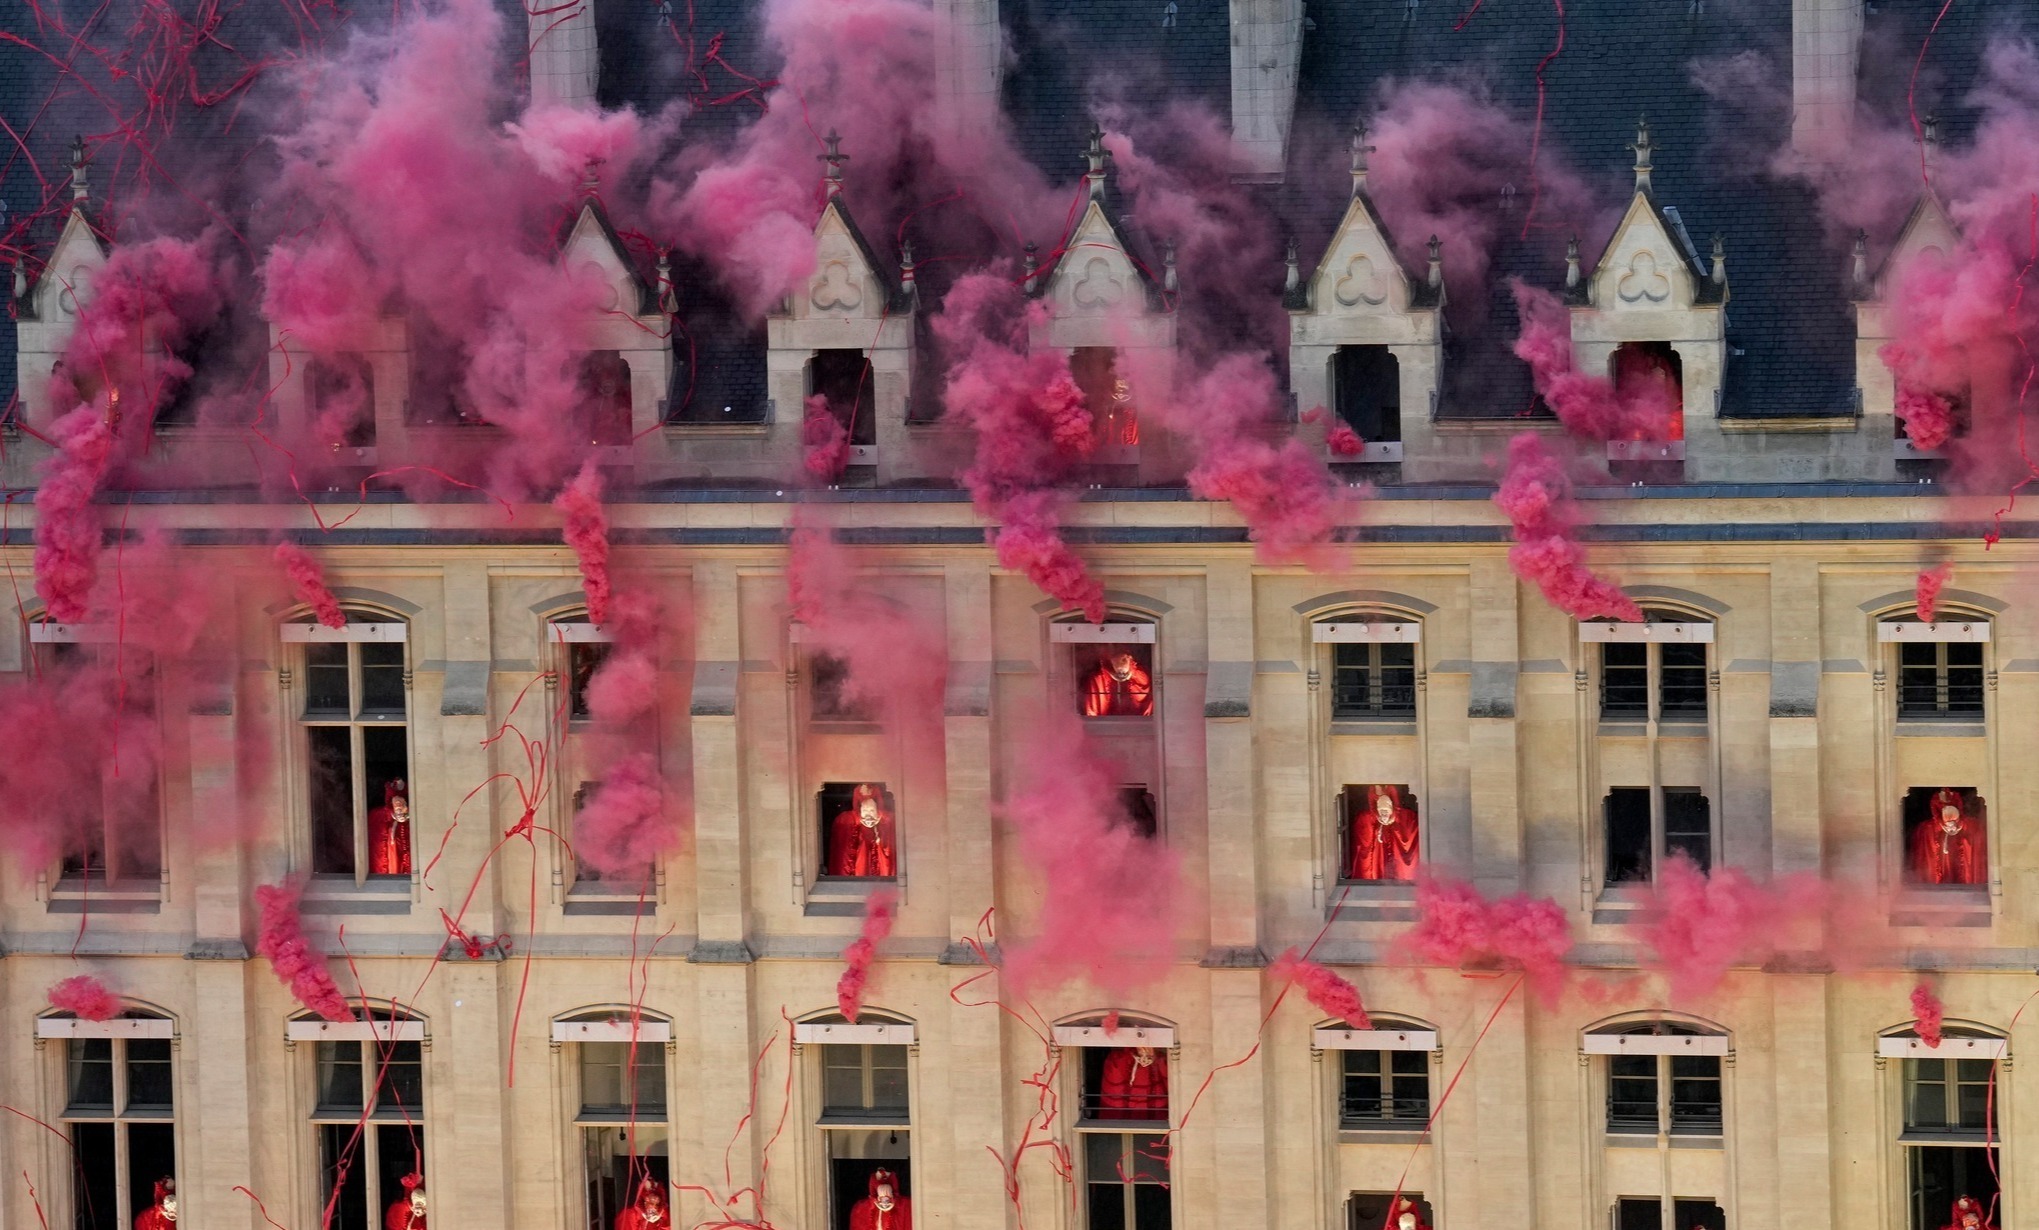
1083 651 1154 717
1097 1046 1168 1120
1941 1196 1994 1230
386 1174 427 1230
828 784 897 878
1347 785 1420 882
1910 789 1987 886
847 1169 911 1230
134 1178 176 1230
1386 1196 1429 1230
614 1177 670 1230
367 780 413 876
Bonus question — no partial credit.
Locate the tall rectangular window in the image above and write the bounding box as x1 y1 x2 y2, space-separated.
1903 1056 1998 1230
307 354 376 448
814 1043 911 1230
1604 789 1652 885
1664 788 1712 874
299 628 410 879
1338 1050 1429 1130
809 350 877 447
577 1040 668 1230
312 1039 424 1230
1605 1050 1721 1136
575 351 634 446
63 1033 176 1230
1604 789 1712 886
1331 345 1401 444
1898 641 1985 719
1084 1133 1168 1230
1331 642 1416 719
1600 639 1708 721
35 636 163 885
809 652 875 723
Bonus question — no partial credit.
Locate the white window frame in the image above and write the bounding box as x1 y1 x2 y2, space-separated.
289 616 412 886
30 622 166 888
1590 1028 1727 1140
55 1020 178 1230
307 1031 426 1230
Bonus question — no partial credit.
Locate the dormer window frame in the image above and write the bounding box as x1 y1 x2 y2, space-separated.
281 610 415 893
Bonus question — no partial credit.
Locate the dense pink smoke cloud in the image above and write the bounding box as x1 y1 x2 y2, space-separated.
931 273 1106 620
1401 875 1573 1004
1637 854 1824 1004
1493 433 1641 621
582 591 666 724
571 752 673 879
836 889 899 1023
254 881 355 1023
999 714 1183 996
800 396 853 483
274 542 345 629
1270 949 1370 1029
1912 983 1946 1049
1917 564 1951 622
554 463 612 628
785 524 947 727
1511 283 1679 442
0 659 165 875
34 408 116 624
49 974 122 1021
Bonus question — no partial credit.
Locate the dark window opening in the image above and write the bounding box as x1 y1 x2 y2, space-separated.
1082 1046 1169 1124
1077 643 1155 718
1614 1198 1727 1230
1339 1049 1429 1130
1071 347 1138 450
1347 1192 1434 1230
819 783 898 880
1660 641 1708 717
810 349 877 447
574 351 633 446
1907 1146 1998 1230
568 642 609 721
1898 639 1985 719
584 1129 668 1230
1601 642 1649 718
1339 785 1421 883
308 354 377 448
1331 641 1416 719
63 1034 177 1230
829 1158 911 1230
158 305 263 429
810 653 875 723
665 279 768 423
1598 621 1709 722
405 316 481 426
1664 789 1712 874
317 1122 419 1230
1606 1047 1721 1136
1604 788 1652 885
1084 1133 1169 1230
1113 787 1157 840
1611 341 1684 439
1902 787 1988 888
1332 345 1401 443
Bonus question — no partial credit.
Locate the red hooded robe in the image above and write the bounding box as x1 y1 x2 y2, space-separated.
1083 655 1154 718
614 1178 671 1230
1347 785 1420 882
386 1175 426 1230
847 1169 911 1230
367 780 413 876
1910 791 1987 886
133 1179 175 1230
1097 1046 1168 1120
828 785 897 877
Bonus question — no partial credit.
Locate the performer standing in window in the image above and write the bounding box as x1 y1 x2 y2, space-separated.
1347 785 1420 882
386 1175 427 1230
1910 789 1987 886
1941 1196 1994 1230
135 1178 176 1230
828 784 897 877
1083 650 1153 717
1098 1045 1168 1120
1388 1197 1430 1230
615 1178 669 1230
847 1169 911 1230
368 780 413 875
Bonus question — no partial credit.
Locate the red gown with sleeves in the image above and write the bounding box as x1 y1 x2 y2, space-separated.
828 785 897 877
133 1180 175 1230
1347 785 1420 882
1083 657 1154 718
367 780 413 875
1910 791 1987 886
846 1170 912 1230
1097 1047 1168 1120
613 1179 670 1230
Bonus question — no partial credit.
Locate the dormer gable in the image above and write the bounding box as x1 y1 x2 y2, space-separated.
22 205 109 324
1299 192 1425 317
1040 196 1164 319
1582 119 1725 313
1866 192 1959 300
557 197 659 318
790 195 910 322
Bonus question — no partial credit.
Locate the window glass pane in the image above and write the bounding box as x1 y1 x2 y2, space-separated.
373 1122 422 1226
70 1121 117 1230
632 1046 668 1113
1601 642 1649 716
359 642 406 717
1664 791 1712 874
869 1046 909 1110
375 1041 424 1115
581 1043 626 1110
68 1039 115 1111
822 1049 863 1112
308 725 357 875
125 1038 174 1111
317 1042 366 1113
1906 1060 1949 1130
320 1123 370 1230
305 643 350 717
1604 790 1652 884
1659 642 1708 716
126 1124 176 1224
1130 1134 1169 1183
1608 1054 1657 1131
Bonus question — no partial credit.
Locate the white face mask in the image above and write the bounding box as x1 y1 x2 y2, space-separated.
410 1194 427 1213
1398 1215 1415 1230
162 1201 178 1223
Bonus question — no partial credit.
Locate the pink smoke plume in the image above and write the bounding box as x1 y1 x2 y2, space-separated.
1401 875 1573 1003
1916 564 1951 622
836 889 900 1023
571 752 673 879
785 524 947 729
1176 357 1355 570
1511 283 1680 442
1493 433 1641 621
274 542 345 628
254 881 355 1023
49 975 122 1021
1000 714 1183 996
801 396 853 483
1270 949 1370 1029
1912 983 1945 1049
1638 854 1825 1004
554 463 612 628
33 407 116 624
0 650 167 873
1892 381 1960 453
1301 406 1366 458
932 273 1105 620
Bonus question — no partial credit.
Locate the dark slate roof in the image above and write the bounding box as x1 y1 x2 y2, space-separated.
1860 0 2037 145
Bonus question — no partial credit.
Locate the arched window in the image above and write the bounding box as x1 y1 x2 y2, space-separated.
1315 1015 1435 1133
38 1007 178 1230
1878 1022 2005 1230
554 1009 672 1230
28 618 164 891
285 610 411 884
1583 1019 1726 1138
293 1008 427 1230
1879 613 1987 722
1584 610 1711 724
793 1012 915 1230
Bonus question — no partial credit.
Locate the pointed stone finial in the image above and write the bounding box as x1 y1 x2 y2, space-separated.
899 239 918 304
1283 237 1299 294
1922 114 1941 173
580 156 602 196
1628 115 1654 195
70 136 89 204
11 260 25 302
1022 241 1040 294
1710 234 1726 285
1085 123 1109 200
1564 236 1582 289
1427 235 1443 290
1851 229 1869 290
818 129 849 197
656 249 677 315
1350 125 1374 196
1162 239 1178 295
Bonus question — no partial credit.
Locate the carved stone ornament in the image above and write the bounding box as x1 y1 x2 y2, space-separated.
1616 250 1671 304
1071 256 1125 310
811 260 863 311
1333 252 1388 308
57 264 93 317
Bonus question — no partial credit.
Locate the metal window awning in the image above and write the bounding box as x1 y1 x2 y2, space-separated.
1312 622 1421 644
1051 1024 1175 1049
1579 622 1713 644
793 1022 916 1046
1313 1027 1437 1052
281 622 408 643
1879 621 1990 643
551 1020 673 1044
286 1019 427 1043
1878 1036 2006 1059
1050 622 1155 644
37 1017 174 1039
546 622 612 644
1583 1033 1729 1056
